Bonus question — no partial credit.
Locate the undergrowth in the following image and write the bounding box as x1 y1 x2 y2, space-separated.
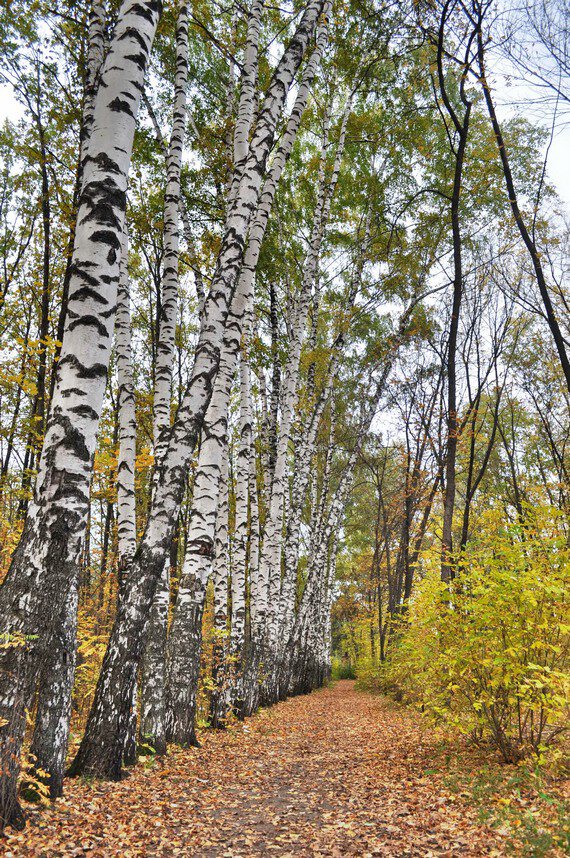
442 760 570 857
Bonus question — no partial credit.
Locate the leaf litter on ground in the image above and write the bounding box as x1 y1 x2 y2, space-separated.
3 681 568 857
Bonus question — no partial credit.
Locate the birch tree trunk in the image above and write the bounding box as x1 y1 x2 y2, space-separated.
241 433 262 716
49 0 108 400
165 241 252 744
24 0 111 802
79 0 107 178
24 573 79 803
285 202 371 562
209 448 230 727
289 452 356 694
139 567 169 753
164 0 263 743
142 91 205 313
164 355 233 746
278 209 370 644
228 0 264 196
235 11 331 706
114 229 139 766
267 281 280 487
151 1 188 454
116 231 137 572
164 0 332 733
278 395 336 686
228 336 253 712
0 0 161 828
139 0 190 757
260 87 353 696
285 299 417 695
206 0 263 727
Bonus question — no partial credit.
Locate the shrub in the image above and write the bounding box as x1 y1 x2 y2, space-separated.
383 506 569 763
331 655 356 680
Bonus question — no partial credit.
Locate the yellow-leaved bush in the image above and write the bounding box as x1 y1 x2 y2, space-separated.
379 506 569 763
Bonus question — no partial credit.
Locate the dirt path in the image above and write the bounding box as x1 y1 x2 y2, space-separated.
4 681 507 857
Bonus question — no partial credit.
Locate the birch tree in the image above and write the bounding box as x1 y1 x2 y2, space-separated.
23 0 111 802
257 85 355 700
115 233 137 573
228 325 254 712
140 0 190 758
0 0 161 828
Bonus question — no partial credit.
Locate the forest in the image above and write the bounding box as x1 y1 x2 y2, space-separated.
0 0 568 852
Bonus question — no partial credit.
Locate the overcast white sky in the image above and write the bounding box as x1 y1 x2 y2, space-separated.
491 70 570 208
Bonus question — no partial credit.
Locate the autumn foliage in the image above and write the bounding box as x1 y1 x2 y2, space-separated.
351 506 570 765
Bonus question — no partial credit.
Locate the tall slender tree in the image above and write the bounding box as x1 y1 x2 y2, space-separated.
0 0 162 828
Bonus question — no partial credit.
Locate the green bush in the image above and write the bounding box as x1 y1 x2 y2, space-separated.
381 506 570 764
331 655 356 680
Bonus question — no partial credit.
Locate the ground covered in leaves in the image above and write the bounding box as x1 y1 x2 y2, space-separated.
4 681 568 856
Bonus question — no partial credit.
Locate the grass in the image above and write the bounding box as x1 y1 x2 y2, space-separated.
443 759 570 856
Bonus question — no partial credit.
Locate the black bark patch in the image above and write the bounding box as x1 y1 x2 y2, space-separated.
58 354 107 380
51 415 91 463
129 1 161 24
69 404 100 420
190 539 213 558
69 264 99 287
90 230 122 265
108 97 135 116
124 52 146 67
68 316 110 337
82 201 122 230
61 387 88 398
85 152 121 174
118 26 148 51
90 230 122 249
69 285 107 305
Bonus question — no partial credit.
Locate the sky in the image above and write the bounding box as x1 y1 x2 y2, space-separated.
543 128 570 207
491 72 570 209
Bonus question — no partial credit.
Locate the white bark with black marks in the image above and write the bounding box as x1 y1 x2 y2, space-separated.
0 0 161 827
69 0 326 778
142 90 205 313
262 87 353 657
152 0 189 455
237 11 332 668
279 394 336 659
166 245 252 743
116 228 137 569
288 307 416 693
79 0 107 181
279 210 371 638
229 333 253 712
25 0 112 802
228 0 264 199
209 447 231 727
140 0 190 758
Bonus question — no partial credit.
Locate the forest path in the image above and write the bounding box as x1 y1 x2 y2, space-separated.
5 681 506 857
